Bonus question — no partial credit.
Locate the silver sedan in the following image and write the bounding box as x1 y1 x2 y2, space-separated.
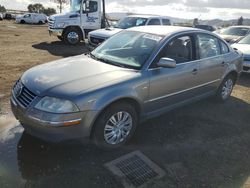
11 26 243 148
232 34 250 73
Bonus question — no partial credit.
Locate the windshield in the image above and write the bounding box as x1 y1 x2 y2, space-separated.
238 34 250 44
115 17 148 29
220 27 249 36
91 31 162 69
71 0 81 12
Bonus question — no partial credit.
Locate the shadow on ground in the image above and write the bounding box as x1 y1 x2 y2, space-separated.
1 96 250 188
32 41 89 57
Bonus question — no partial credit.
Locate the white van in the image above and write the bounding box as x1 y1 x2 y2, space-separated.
16 13 47 24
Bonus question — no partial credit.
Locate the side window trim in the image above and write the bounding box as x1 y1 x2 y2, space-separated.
219 40 230 55
149 34 195 69
195 33 222 59
148 18 161 25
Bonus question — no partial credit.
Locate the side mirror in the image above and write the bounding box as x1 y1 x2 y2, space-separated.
157 58 176 68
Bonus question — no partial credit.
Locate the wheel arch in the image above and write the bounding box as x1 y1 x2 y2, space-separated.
89 97 142 138
223 70 238 84
62 26 85 40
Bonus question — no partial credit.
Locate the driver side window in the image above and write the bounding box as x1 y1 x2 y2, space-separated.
153 35 193 66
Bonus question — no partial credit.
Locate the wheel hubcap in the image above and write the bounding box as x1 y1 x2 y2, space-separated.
67 32 79 44
221 79 233 100
104 111 133 145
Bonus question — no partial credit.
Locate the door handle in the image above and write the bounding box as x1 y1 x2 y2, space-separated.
192 68 198 75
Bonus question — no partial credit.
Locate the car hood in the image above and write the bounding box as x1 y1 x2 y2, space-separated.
219 34 242 43
89 28 123 39
21 55 138 97
231 43 250 56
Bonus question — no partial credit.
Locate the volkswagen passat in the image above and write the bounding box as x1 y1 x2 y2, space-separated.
11 26 243 148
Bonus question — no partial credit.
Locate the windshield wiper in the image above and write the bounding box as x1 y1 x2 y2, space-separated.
89 53 138 69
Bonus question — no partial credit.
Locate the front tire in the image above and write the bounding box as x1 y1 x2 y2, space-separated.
63 28 81 45
92 102 138 149
20 20 25 24
215 75 235 102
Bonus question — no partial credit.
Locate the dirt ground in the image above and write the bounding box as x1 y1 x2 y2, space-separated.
1 20 250 188
0 20 88 114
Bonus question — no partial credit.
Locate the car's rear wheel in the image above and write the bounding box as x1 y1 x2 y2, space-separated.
20 20 25 24
92 102 138 149
215 74 235 102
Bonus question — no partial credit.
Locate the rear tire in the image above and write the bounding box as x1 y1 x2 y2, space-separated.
38 21 43 24
215 75 235 102
92 102 138 149
63 28 81 45
20 20 25 24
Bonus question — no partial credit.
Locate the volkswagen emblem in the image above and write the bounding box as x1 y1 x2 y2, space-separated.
14 82 23 97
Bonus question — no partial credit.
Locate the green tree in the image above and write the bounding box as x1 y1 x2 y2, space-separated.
0 4 6 12
51 0 69 13
43 8 57 16
27 3 45 13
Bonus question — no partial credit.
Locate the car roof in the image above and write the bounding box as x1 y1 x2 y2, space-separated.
127 15 170 19
228 25 250 29
127 26 200 36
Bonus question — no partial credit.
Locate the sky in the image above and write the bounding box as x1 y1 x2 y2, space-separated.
0 0 250 20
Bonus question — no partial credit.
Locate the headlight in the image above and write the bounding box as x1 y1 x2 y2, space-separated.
35 97 79 113
55 22 65 28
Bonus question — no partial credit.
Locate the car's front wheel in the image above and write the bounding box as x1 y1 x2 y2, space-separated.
92 102 138 149
63 28 81 45
216 74 235 102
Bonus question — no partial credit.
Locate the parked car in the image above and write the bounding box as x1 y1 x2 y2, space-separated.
195 24 216 32
11 26 243 148
0 13 3 21
16 13 47 24
232 34 250 73
4 13 13 20
88 15 172 47
216 26 250 44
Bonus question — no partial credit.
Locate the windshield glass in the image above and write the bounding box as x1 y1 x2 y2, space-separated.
91 31 162 69
220 27 249 36
71 0 81 12
238 34 250 44
115 17 148 29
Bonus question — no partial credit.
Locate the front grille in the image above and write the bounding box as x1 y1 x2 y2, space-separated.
90 36 105 45
244 57 250 61
48 18 55 29
243 66 250 72
13 81 37 108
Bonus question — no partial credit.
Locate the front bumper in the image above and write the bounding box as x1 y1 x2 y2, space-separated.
10 95 98 143
243 60 250 73
48 28 63 37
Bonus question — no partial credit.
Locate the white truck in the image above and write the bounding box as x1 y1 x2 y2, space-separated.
16 13 47 24
88 15 172 47
48 0 108 45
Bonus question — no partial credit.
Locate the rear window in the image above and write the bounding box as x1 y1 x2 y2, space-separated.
162 19 171 25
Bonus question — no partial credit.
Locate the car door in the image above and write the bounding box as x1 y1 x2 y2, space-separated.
194 33 225 93
82 0 101 30
146 34 200 114
23 14 32 23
